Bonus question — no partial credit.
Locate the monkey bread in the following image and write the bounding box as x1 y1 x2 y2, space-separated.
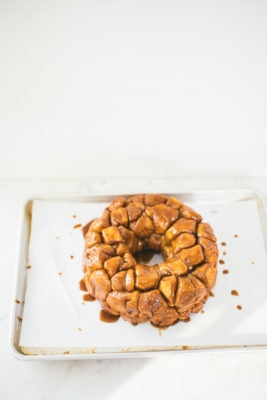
81 194 218 327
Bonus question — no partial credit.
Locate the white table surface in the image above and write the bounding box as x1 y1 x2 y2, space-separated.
1 178 267 400
1 0 267 398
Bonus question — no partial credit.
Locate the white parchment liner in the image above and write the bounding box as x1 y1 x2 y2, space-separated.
19 197 267 352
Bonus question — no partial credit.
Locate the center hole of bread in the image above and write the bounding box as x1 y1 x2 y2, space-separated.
135 250 164 266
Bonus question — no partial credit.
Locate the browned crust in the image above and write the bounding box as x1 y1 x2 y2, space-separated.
82 194 218 327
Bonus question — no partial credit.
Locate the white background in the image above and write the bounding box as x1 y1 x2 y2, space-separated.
1 0 267 399
0 0 267 178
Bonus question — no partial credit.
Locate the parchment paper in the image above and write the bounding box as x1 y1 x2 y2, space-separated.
19 196 267 352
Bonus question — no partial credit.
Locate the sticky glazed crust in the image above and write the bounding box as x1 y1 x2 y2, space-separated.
82 194 218 327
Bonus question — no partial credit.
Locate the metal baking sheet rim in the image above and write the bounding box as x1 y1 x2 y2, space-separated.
9 188 267 360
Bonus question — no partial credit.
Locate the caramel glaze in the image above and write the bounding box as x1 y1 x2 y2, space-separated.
100 310 120 323
231 289 239 296
83 293 95 302
73 223 82 229
81 194 218 328
79 279 87 292
82 220 93 237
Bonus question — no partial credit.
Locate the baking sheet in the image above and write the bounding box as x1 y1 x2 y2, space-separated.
11 190 267 358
